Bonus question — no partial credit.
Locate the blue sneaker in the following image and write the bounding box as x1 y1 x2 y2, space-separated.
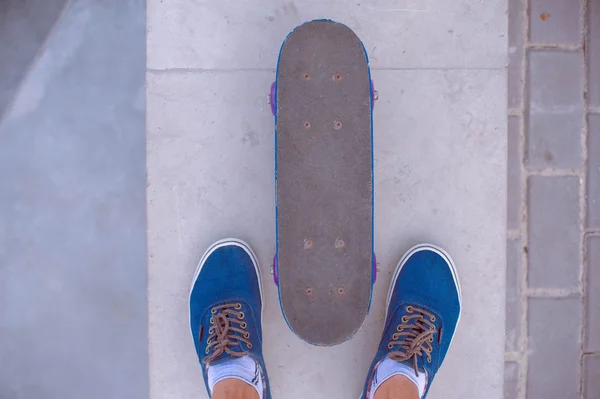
361 244 462 398
189 238 271 398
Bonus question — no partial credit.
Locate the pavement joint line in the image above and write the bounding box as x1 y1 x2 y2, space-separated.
517 1 529 395
147 68 276 74
527 43 583 51
371 67 504 71
505 352 520 362
585 230 600 235
146 67 504 73
580 1 590 394
526 288 583 297
525 168 582 177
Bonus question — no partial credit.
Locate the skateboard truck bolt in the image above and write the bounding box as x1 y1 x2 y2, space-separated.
305 287 314 296
333 120 343 130
303 239 313 249
333 72 343 82
303 120 311 130
336 286 346 296
335 238 345 248
302 72 311 80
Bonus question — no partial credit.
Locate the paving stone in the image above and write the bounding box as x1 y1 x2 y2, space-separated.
528 51 584 110
528 176 580 289
528 297 581 399
589 0 600 107
526 112 582 169
506 238 521 352
508 0 525 109
527 50 584 169
504 362 519 399
530 0 581 44
507 116 521 230
584 354 600 399
585 235 600 352
588 115 600 229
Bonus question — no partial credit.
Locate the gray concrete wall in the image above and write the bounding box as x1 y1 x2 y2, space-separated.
0 0 68 118
0 1 148 398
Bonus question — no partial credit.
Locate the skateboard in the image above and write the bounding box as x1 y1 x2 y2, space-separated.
269 20 376 346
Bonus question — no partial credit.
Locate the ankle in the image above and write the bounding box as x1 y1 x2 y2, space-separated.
368 357 425 399
212 378 259 399
372 375 419 399
207 356 264 399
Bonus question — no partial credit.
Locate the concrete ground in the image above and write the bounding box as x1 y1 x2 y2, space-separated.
147 1 507 399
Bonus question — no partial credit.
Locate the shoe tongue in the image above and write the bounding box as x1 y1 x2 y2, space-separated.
210 351 246 366
203 308 250 365
399 356 422 372
386 353 426 378
389 310 436 371
206 340 249 366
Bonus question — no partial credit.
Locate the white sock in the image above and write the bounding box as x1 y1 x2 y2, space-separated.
207 356 264 399
368 357 427 399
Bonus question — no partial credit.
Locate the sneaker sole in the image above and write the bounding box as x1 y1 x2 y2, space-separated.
188 238 264 339
385 243 463 327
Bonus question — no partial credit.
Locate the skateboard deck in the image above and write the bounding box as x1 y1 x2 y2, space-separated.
272 20 374 346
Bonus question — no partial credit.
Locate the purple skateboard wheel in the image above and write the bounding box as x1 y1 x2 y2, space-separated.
371 80 375 110
272 254 279 285
372 252 377 284
269 82 276 115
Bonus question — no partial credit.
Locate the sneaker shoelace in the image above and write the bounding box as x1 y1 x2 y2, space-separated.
387 305 441 376
203 303 252 363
